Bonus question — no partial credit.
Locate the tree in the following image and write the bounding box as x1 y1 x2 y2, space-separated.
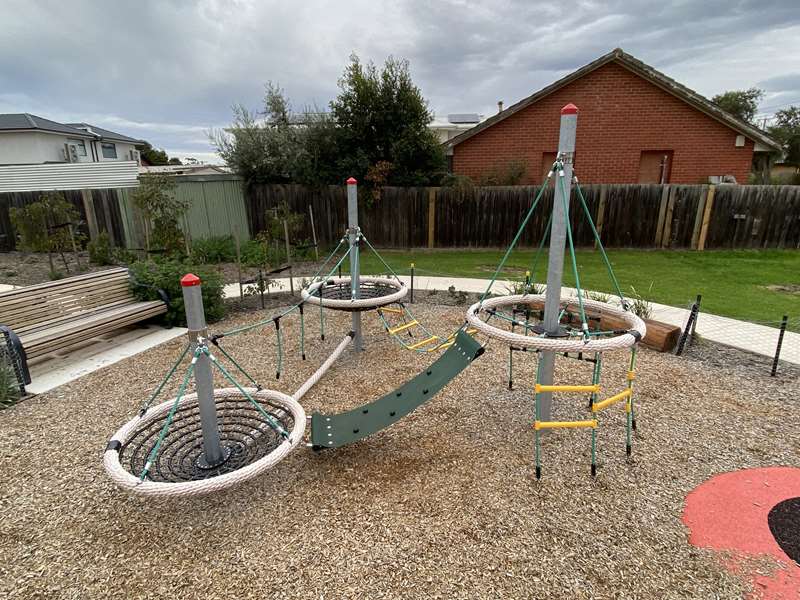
132 174 187 255
330 54 445 186
768 106 800 169
711 88 764 123
9 192 82 277
211 83 308 185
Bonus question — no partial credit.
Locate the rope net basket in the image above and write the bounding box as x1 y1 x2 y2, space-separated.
466 294 646 353
104 387 305 497
302 276 407 311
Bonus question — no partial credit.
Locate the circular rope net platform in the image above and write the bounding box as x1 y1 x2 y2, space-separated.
301 276 407 311
466 294 646 353
104 387 305 497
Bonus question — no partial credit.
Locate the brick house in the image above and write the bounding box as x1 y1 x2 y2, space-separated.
444 48 781 184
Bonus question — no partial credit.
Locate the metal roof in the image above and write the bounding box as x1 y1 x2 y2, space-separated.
0 113 94 137
65 123 145 145
444 48 782 152
0 160 140 193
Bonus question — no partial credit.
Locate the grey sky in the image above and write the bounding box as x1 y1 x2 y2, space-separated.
2 0 798 163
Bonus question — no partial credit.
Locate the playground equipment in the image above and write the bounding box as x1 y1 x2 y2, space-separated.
465 104 645 479
104 103 645 495
103 178 481 496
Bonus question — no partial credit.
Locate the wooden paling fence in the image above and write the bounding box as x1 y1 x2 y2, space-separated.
1 179 798 251
246 182 800 250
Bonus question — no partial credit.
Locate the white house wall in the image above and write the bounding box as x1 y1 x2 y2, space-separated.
0 132 138 165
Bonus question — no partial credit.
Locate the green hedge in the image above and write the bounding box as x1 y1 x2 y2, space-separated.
129 260 225 326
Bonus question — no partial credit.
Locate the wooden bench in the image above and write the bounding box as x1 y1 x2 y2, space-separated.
0 268 169 370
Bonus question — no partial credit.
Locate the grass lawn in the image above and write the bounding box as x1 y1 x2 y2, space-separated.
355 248 800 328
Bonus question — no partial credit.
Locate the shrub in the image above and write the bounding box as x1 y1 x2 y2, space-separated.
132 174 187 256
628 284 654 320
191 236 237 264
87 232 114 265
129 260 225 326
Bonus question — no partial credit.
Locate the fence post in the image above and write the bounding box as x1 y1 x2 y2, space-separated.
410 263 415 303
771 315 788 376
675 297 701 356
690 186 707 249
81 189 99 241
427 188 437 248
308 204 319 261
594 185 607 249
661 186 677 248
697 185 716 251
654 185 670 246
689 293 701 344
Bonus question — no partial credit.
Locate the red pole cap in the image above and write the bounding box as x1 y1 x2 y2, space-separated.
181 273 201 287
561 103 579 115
346 177 357 185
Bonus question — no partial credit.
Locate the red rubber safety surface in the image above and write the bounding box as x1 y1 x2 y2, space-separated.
683 467 800 599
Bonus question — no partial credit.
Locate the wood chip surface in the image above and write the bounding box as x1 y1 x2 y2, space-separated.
1 302 798 599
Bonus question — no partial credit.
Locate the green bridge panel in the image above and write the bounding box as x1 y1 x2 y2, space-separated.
311 330 483 449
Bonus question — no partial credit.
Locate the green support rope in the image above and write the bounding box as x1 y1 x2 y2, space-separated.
627 347 638 441
590 352 602 477
139 343 191 416
274 319 283 379
139 349 200 480
528 212 552 289
557 172 588 333
204 347 288 438
479 171 552 305
533 356 544 480
299 303 306 359
211 340 261 389
573 179 626 305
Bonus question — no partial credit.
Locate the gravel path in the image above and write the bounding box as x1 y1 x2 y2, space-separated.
1 304 798 599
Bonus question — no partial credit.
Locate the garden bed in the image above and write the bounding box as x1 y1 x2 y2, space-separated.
1 303 798 598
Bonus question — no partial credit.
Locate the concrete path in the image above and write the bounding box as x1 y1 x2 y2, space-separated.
225 275 798 366
19 272 796 396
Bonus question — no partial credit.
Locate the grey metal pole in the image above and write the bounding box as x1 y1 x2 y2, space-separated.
181 273 226 468
346 177 363 351
538 104 578 422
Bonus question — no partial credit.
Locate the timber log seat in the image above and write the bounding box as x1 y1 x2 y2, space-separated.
0 268 169 371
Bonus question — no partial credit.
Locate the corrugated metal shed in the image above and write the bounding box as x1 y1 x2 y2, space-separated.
116 174 249 249
0 161 140 193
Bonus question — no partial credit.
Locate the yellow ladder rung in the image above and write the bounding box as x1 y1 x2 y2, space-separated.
408 335 439 350
378 306 405 315
466 328 478 335
627 370 636 381
535 384 600 394
388 320 419 335
435 341 454 351
592 389 632 412
534 419 598 430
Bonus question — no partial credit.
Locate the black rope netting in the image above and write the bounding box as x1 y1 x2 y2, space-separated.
120 394 295 483
313 280 400 301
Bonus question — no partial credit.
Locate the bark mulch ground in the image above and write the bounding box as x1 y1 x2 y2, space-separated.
1 303 798 599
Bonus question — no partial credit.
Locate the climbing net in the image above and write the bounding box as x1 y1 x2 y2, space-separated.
103 342 306 497
462 157 647 479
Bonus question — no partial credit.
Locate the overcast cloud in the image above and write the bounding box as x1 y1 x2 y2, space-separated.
2 0 799 163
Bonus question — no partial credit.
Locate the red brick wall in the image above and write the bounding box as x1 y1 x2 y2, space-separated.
452 61 754 184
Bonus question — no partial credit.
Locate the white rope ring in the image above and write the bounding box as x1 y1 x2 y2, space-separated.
103 387 305 498
301 276 407 311
466 294 646 353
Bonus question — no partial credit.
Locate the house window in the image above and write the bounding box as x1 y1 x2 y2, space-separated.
638 151 673 183
101 143 117 159
67 138 87 156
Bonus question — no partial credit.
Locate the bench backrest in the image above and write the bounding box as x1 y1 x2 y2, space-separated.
0 268 137 334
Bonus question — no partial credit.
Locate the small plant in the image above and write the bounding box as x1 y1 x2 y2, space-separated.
190 236 237 264
583 289 611 303
9 192 82 274
628 284 654 320
49 270 65 281
87 231 114 266
505 280 544 295
111 247 139 266
132 174 187 256
129 260 225 326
